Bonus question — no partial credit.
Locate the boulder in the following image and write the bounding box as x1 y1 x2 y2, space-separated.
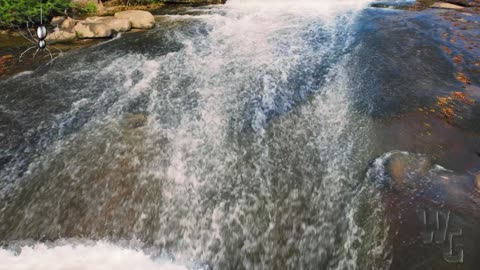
85 16 131 33
443 0 480 7
74 20 112 38
51 16 66 27
431 1 465 9
61 17 78 31
46 30 76 42
114 10 155 29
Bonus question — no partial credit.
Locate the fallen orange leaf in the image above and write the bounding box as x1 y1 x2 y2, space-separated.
452 55 463 64
456 73 471 84
442 46 452 55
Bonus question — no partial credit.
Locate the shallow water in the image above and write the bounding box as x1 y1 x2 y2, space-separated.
0 0 479 269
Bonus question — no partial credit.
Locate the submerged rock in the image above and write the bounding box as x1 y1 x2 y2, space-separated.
114 10 155 29
368 151 480 212
368 151 434 190
370 2 412 10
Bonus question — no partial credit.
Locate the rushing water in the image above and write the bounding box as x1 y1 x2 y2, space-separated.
1 0 479 269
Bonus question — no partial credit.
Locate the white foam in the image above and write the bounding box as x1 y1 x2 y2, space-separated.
227 0 372 15
0 241 188 270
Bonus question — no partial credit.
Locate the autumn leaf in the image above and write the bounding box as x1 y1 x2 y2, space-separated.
452 55 463 64
453 91 466 100
442 45 452 55
456 72 471 84
437 97 449 107
441 107 455 120
0 54 14 75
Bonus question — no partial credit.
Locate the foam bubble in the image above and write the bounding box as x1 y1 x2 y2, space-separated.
0 241 188 270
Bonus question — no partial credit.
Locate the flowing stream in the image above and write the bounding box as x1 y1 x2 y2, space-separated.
1 0 479 269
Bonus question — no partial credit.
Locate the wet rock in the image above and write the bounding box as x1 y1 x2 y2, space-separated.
85 16 131 33
369 151 480 210
46 30 76 43
121 113 148 130
74 20 112 38
370 2 412 9
369 151 432 190
114 10 155 29
432 2 465 9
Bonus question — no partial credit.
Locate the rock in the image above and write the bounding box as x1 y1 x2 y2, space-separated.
73 16 131 39
370 2 411 9
85 16 131 33
61 17 78 31
443 0 480 7
121 113 148 130
114 10 155 29
46 30 76 42
476 174 480 191
431 1 465 9
386 152 432 190
51 16 66 27
0 55 13 74
369 151 434 191
74 20 112 38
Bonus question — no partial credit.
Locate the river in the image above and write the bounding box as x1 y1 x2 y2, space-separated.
0 0 479 269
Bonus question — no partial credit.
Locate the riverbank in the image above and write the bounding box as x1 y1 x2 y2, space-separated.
2 0 480 79
0 1 224 79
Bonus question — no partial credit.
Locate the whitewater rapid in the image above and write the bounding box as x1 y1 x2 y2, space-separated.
0 0 378 269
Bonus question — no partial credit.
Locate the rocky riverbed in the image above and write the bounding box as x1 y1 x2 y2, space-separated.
0 1 480 269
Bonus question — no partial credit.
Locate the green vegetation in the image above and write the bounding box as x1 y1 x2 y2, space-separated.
0 0 72 28
0 0 99 28
83 0 98 14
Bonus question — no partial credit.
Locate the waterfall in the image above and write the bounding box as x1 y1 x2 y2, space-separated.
0 1 376 269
